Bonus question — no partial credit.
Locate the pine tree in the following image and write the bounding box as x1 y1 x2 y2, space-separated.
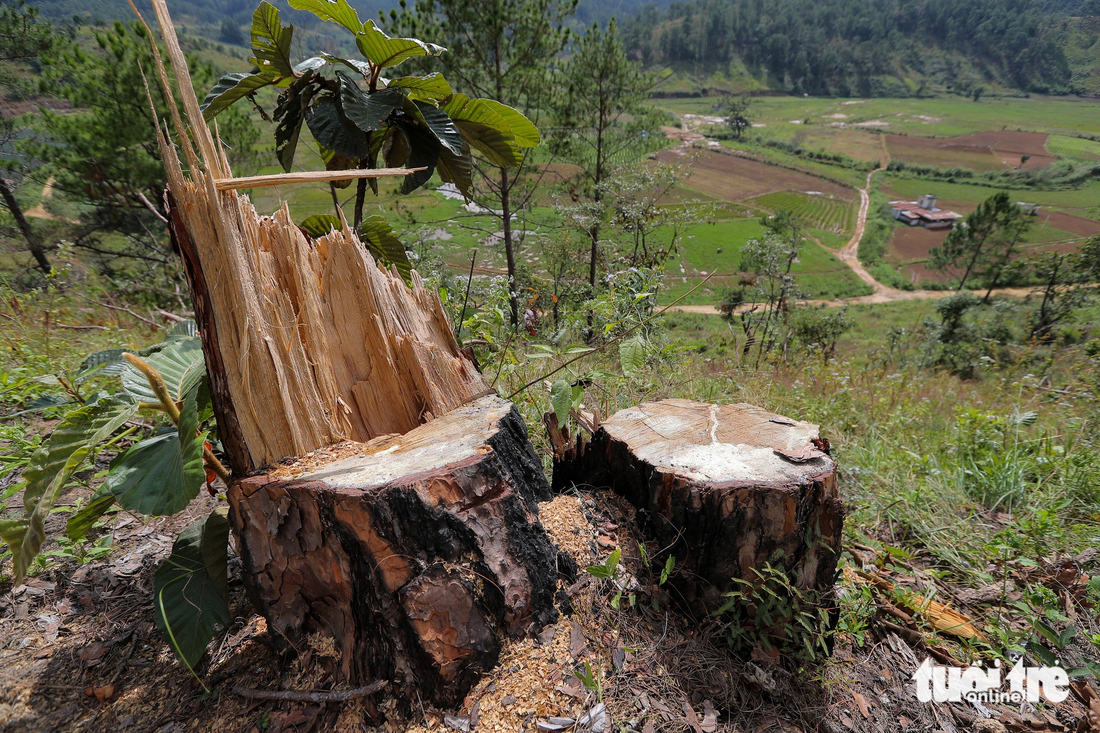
549 19 660 313
389 0 577 328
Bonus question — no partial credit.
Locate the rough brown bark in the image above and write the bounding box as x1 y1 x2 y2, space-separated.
164 190 254 476
552 399 843 616
229 395 559 709
0 177 51 275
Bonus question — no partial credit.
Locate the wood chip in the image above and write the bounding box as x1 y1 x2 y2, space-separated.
569 622 587 658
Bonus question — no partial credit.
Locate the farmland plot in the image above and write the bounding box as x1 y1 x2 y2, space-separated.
749 191 856 236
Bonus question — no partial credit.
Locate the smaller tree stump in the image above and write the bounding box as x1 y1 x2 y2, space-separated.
229 395 559 708
553 399 843 615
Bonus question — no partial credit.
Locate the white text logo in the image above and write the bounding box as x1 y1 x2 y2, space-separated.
912 657 1069 704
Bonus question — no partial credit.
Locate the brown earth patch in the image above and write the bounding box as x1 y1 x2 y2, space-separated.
888 225 950 262
662 149 856 203
1042 210 1100 237
886 131 1057 171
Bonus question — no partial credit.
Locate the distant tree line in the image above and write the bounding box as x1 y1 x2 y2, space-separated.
620 0 1078 95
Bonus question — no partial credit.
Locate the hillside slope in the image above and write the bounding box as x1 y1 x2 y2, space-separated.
622 0 1100 97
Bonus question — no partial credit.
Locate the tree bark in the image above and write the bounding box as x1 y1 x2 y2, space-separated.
229 395 559 709
0 177 51 274
552 399 843 617
500 166 519 329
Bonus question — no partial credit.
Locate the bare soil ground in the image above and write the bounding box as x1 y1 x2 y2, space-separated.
885 131 1057 171
5 477 1096 733
661 149 856 203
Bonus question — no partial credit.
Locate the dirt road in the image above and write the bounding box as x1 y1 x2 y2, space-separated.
835 165 895 295
669 286 1038 315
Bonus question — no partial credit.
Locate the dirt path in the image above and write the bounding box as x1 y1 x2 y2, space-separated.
833 150 895 295
25 177 57 220
669 285 1038 315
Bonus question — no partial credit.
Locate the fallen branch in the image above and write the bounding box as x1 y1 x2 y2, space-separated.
213 168 423 191
231 680 388 703
156 309 188 323
137 192 169 224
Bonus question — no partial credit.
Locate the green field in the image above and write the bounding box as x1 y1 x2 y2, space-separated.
662 218 873 304
881 175 1100 216
656 96 1100 139
749 191 856 236
1046 134 1100 161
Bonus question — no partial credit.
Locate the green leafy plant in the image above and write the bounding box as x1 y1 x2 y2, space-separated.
202 0 539 259
714 561 834 665
0 322 232 674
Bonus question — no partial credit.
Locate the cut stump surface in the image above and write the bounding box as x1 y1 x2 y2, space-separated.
553 399 843 615
229 395 559 708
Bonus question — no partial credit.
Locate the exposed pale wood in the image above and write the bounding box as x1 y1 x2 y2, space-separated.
144 6 488 469
213 168 427 191
553 399 843 615
148 0 221 177
229 396 559 710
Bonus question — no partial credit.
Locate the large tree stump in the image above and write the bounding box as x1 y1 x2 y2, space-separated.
229 395 558 707
143 0 560 708
553 399 843 616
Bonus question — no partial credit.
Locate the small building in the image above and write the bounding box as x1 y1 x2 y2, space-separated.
1016 202 1041 216
890 194 963 230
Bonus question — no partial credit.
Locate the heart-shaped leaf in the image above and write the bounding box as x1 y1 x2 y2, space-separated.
154 509 231 671
356 20 445 69
550 379 571 429
105 392 206 516
288 0 364 35
121 338 206 405
249 1 295 78
360 215 412 280
299 214 343 238
337 72 403 133
201 72 276 121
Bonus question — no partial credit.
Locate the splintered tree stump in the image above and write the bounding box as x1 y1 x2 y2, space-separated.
553 399 843 615
228 395 559 707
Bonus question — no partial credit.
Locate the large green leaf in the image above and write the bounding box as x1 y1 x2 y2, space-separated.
361 215 412 280
274 72 315 173
106 393 207 517
550 379 572 429
387 73 452 100
3 396 137 584
320 52 371 77
396 121 439 195
249 1 295 79
78 348 133 380
167 320 200 339
121 337 206 405
436 140 474 198
443 94 523 167
337 72 403 133
299 214 343 238
288 0 364 36
306 95 370 160
154 509 231 671
382 126 409 168
201 72 277 121
479 99 540 147
412 100 463 156
619 337 646 376
356 20 445 70
65 489 116 542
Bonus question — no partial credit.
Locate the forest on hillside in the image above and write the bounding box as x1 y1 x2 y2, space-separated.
621 0 1100 95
